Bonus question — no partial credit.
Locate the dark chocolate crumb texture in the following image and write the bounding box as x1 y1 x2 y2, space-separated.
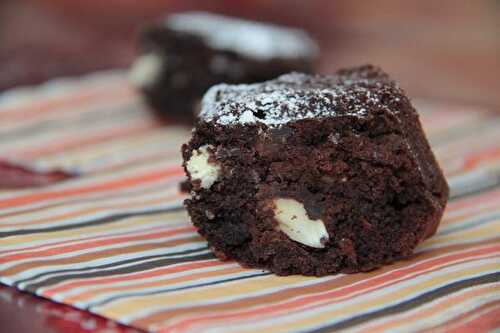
129 12 318 124
182 65 449 276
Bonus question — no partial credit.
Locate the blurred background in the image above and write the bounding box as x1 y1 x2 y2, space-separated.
1 0 499 108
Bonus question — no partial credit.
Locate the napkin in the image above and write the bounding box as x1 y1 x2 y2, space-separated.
0 72 499 332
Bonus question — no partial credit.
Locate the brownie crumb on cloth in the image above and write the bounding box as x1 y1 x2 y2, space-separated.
129 11 318 124
182 65 449 276
0 160 76 189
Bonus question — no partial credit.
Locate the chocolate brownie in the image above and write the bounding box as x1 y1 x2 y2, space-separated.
182 65 449 276
129 12 318 124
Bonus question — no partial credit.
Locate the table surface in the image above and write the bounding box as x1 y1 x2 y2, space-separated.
0 284 142 333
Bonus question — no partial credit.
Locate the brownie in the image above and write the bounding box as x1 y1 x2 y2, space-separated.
129 12 318 124
182 65 449 276
179 179 192 193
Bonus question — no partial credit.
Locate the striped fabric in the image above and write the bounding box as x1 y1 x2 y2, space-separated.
0 71 499 333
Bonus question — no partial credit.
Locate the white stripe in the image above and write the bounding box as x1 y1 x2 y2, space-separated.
13 244 210 288
0 93 139 134
445 196 500 219
0 70 125 109
0 212 186 254
0 185 182 232
0 246 209 289
424 298 500 333
0 220 188 259
0 195 181 232
49 261 238 301
0 160 183 215
37 127 189 173
448 167 500 197
437 210 500 234
347 284 500 333
0 156 181 201
0 105 152 156
101 274 332 324
422 220 500 250
0 176 183 227
84 269 260 309
0 231 198 271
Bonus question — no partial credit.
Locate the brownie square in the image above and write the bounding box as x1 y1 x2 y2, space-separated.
182 65 449 276
129 12 318 124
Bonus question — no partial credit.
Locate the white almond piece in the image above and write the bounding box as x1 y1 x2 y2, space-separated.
186 145 221 189
274 198 329 248
128 53 164 88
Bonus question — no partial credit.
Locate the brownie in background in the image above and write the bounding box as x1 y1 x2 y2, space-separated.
129 12 318 124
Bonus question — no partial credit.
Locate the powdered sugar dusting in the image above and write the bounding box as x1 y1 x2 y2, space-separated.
201 66 399 126
166 12 318 60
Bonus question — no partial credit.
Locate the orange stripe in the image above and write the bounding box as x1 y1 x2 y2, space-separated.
0 235 203 276
446 188 500 211
0 222 181 257
0 166 184 208
134 242 500 329
0 189 182 228
457 147 500 174
0 82 130 119
18 122 161 159
0 225 195 264
0 166 184 210
443 303 500 333
462 147 500 171
89 150 182 176
0 164 182 220
439 200 499 228
422 298 500 333
66 266 244 304
43 260 223 297
365 285 500 332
